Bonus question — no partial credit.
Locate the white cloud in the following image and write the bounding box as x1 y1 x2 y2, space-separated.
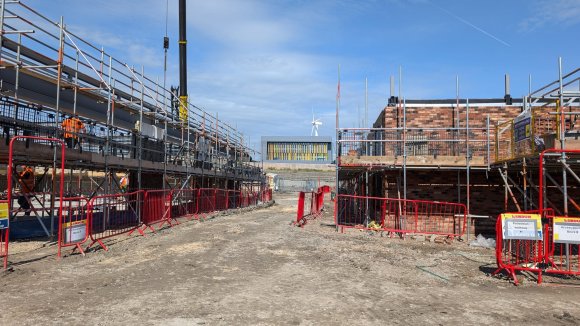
520 0 580 31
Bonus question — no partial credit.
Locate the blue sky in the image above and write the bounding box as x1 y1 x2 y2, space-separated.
26 0 580 153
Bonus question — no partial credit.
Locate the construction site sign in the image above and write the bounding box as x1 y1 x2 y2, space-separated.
0 202 8 229
513 111 531 142
501 213 542 240
553 216 580 244
62 219 87 244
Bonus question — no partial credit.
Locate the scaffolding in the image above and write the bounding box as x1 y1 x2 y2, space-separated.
0 1 265 237
335 62 580 239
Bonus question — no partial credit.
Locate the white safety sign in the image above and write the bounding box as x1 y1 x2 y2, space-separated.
553 217 580 244
502 213 542 240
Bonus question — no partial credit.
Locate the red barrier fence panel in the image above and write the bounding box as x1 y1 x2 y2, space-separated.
58 197 90 257
228 190 241 209
545 215 580 278
0 200 9 269
141 189 173 232
336 194 466 238
493 211 549 285
247 192 258 207
337 195 415 233
414 200 466 237
241 192 250 208
197 188 216 219
295 189 326 227
172 189 198 220
87 190 144 251
215 189 228 211
259 189 267 202
296 192 306 225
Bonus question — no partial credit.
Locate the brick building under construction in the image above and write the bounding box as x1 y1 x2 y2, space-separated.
336 66 580 237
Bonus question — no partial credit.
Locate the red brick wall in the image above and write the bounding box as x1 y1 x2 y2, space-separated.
380 105 522 129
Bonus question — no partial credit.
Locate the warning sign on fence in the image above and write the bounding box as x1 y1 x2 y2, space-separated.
0 202 8 229
501 213 542 240
553 217 580 244
62 220 86 244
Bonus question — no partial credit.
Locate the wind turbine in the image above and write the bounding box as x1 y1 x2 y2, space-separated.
311 113 322 136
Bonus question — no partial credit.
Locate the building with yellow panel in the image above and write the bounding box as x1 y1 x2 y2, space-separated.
261 136 333 163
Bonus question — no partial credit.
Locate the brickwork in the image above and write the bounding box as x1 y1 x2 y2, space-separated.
380 105 522 129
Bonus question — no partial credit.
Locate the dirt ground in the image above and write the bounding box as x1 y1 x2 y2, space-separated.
1 192 580 325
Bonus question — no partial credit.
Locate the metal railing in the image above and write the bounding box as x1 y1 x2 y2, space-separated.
337 127 491 166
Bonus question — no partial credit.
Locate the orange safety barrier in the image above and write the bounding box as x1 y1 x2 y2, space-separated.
141 189 174 232
494 210 580 285
0 200 8 269
336 194 466 237
87 190 144 251
58 197 90 257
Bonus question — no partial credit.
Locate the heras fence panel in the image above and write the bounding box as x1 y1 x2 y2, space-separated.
197 188 216 219
171 189 198 220
215 189 228 211
141 189 173 232
87 190 144 251
0 200 9 269
58 197 90 257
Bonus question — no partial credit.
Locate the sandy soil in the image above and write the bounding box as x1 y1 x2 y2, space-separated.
1 193 579 325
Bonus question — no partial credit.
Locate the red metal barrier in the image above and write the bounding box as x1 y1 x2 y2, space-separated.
544 214 580 279
216 189 228 211
259 189 271 202
493 213 545 285
172 189 198 220
228 190 241 209
296 192 306 225
0 200 8 269
141 189 174 232
87 190 144 251
494 210 580 285
295 188 325 227
58 197 90 257
197 188 216 219
336 194 466 237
